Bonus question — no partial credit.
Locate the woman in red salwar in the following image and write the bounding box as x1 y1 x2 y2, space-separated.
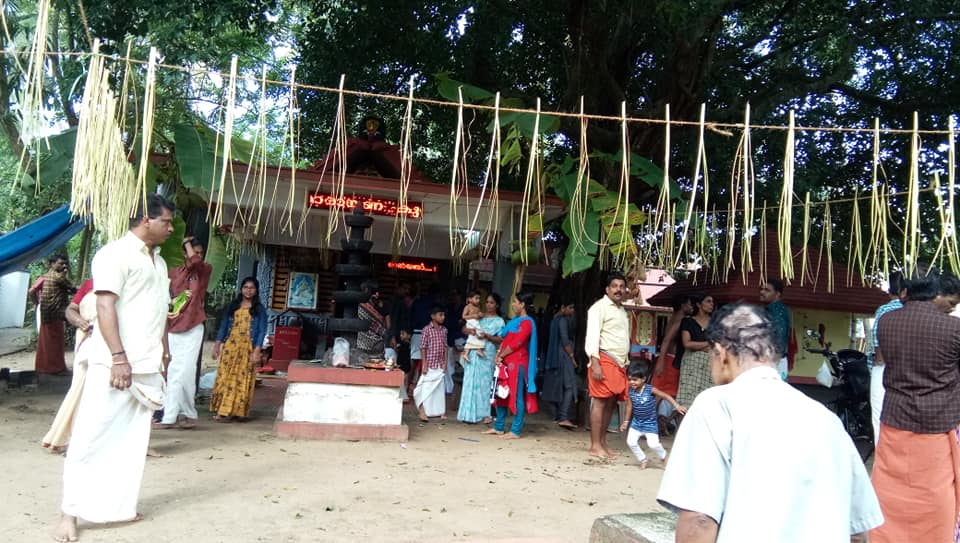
482 291 539 439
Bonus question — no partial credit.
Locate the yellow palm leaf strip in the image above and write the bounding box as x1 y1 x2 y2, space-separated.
393 75 417 255
519 98 542 265
213 55 238 228
610 100 633 269
0 5 25 75
675 104 706 270
740 104 755 284
250 64 270 235
825 201 834 293
653 104 671 269
779 110 796 281
133 47 158 213
724 124 743 284
19 0 50 186
470 92 501 258
118 41 134 137
570 96 596 252
865 118 882 275
904 112 921 276
929 172 947 269
480 93 503 259
278 66 299 236
800 192 811 287
846 192 864 287
710 207 721 284
323 75 349 244
448 86 467 257
759 203 768 285
948 117 959 274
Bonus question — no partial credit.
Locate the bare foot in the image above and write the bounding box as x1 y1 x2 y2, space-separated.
587 447 609 459
439 415 447 420
53 514 77 542
481 429 504 435
498 432 520 440
603 447 620 459
482 417 493 424
638 459 649 470
146 448 164 458
661 456 669 468
178 418 197 429
557 420 577 430
153 422 176 430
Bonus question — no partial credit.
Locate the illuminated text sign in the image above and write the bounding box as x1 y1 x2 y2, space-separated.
387 261 438 273
307 192 423 219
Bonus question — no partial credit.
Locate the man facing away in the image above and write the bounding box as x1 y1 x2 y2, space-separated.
54 193 175 542
584 271 630 459
868 271 904 445
542 299 577 429
658 303 882 543
872 268 960 543
759 279 791 381
157 235 211 429
32 253 74 374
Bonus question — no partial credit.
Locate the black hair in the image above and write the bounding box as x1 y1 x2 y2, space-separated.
48 253 68 265
705 303 779 362
605 271 626 288
429 305 446 316
226 276 264 318
361 279 379 296
129 193 175 228
468 290 483 299
939 272 960 297
766 279 785 294
887 270 904 296
671 293 693 311
487 292 503 317
515 291 536 316
905 265 940 301
627 359 652 379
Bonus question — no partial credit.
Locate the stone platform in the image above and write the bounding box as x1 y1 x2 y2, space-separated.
275 363 408 441
589 512 677 543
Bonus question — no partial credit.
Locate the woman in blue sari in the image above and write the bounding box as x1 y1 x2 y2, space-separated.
457 293 505 424
482 291 539 439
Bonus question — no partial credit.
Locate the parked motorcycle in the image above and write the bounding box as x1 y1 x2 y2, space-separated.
806 344 874 461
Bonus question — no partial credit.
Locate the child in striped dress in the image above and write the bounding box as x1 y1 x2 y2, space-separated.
620 359 687 468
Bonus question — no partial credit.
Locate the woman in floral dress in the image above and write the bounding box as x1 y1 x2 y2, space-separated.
210 277 267 421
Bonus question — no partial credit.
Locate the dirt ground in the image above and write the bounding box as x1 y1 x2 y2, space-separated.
0 345 669 543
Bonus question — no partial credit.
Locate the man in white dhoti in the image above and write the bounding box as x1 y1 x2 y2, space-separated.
156 236 211 429
413 306 448 421
54 194 175 542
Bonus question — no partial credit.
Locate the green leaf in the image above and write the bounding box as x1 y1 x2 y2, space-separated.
434 73 495 103
159 216 187 268
498 110 561 137
36 154 72 184
205 227 229 293
174 122 217 191
47 128 78 158
589 193 620 213
527 214 543 233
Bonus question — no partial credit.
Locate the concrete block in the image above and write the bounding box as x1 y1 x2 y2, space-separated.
589 512 677 543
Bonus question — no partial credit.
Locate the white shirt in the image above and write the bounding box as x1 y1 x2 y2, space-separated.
584 295 630 366
86 231 170 374
657 366 883 542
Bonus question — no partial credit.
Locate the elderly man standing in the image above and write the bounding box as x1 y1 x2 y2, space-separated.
156 235 211 430
542 298 577 429
871 269 960 543
32 253 74 375
658 303 882 542
53 194 175 543
759 279 791 380
584 271 630 459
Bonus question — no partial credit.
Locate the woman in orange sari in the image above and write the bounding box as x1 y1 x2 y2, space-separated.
210 277 268 422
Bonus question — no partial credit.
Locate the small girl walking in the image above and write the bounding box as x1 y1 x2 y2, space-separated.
620 359 687 468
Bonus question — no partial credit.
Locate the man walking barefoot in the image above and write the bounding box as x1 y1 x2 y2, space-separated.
584 272 630 459
54 194 174 542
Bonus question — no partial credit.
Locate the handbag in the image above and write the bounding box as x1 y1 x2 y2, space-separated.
495 366 510 399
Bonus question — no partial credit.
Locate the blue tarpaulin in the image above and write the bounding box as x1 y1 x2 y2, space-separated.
0 205 85 275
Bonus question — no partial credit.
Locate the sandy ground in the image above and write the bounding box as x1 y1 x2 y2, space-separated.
0 344 669 543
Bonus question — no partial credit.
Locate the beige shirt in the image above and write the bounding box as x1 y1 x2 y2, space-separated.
86 231 170 374
584 295 630 366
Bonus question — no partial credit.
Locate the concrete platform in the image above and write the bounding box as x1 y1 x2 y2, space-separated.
589 512 677 543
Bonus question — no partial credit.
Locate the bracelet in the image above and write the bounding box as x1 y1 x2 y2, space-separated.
111 350 126 357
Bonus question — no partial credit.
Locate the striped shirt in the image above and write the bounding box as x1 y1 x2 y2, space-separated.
420 322 448 370
868 298 901 368
629 384 658 433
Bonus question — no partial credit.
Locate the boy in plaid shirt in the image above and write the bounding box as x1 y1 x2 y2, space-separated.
414 307 448 422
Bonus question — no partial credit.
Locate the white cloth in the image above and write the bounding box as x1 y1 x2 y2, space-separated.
87 232 170 374
627 428 667 462
61 364 158 523
870 364 885 445
445 346 458 394
414 368 446 417
160 323 203 424
657 366 883 542
584 295 630 366
463 318 485 350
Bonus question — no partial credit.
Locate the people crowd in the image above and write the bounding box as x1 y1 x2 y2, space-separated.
29 198 960 543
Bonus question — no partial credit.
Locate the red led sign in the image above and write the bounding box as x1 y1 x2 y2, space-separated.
388 261 438 273
307 192 423 219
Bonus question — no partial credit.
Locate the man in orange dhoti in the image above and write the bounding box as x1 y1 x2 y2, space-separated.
872 268 960 543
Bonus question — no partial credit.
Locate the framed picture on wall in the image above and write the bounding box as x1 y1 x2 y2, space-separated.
287 271 318 310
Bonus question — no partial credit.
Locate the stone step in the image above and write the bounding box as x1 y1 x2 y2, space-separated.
589 512 677 543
